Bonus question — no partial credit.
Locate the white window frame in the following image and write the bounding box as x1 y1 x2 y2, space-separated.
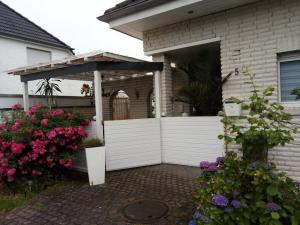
278 54 300 106
26 47 52 66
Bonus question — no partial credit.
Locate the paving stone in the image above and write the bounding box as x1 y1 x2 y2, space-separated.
0 164 199 225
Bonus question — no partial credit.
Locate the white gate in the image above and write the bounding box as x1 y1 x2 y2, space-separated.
104 119 161 171
161 117 224 167
104 117 224 171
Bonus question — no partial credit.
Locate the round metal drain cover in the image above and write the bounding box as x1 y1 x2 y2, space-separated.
123 200 169 223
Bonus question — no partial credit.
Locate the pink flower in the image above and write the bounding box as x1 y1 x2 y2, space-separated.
11 121 21 131
66 113 74 119
31 139 47 155
6 168 16 176
49 145 57 153
32 170 42 175
82 119 91 126
11 103 21 110
33 130 44 138
1 158 8 167
47 130 57 140
41 119 49 127
64 160 73 170
0 124 7 131
59 159 65 165
7 176 14 182
0 152 4 159
11 143 25 155
28 105 40 116
46 157 54 164
31 153 39 160
77 126 86 137
51 109 64 117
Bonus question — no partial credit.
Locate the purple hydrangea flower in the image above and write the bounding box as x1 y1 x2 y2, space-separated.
212 194 229 207
249 161 259 169
207 163 218 172
231 200 241 209
188 220 196 225
265 202 281 212
269 171 277 179
193 212 201 219
263 163 270 170
216 157 225 166
295 181 300 189
200 161 210 169
200 216 211 223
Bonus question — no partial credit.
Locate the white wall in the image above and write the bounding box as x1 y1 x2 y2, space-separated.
104 118 161 171
161 117 224 166
104 117 224 171
0 94 92 109
0 36 85 98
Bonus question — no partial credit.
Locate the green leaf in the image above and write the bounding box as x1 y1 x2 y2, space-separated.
271 212 280 220
267 185 279 196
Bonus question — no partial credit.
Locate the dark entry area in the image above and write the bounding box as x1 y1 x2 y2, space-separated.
166 42 223 116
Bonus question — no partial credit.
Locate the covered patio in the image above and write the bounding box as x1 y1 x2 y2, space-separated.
8 51 164 141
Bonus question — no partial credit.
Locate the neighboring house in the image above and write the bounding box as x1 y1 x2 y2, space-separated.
99 0 300 178
0 1 88 109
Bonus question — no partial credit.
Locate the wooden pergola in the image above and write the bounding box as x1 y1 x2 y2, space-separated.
8 51 164 139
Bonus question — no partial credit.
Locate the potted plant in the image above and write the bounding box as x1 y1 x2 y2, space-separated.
74 138 105 186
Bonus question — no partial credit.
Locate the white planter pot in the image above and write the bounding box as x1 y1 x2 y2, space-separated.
85 146 105 186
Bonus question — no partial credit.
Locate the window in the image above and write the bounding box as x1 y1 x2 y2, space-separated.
27 48 51 66
279 55 300 103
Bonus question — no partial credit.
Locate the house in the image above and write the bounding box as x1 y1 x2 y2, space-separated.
0 1 90 111
98 0 300 179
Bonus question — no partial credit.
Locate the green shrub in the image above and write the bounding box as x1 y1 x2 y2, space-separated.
190 153 300 225
84 138 103 148
218 69 296 161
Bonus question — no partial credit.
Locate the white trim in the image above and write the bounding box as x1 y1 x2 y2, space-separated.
109 0 204 28
145 37 221 56
154 71 161 118
94 71 104 140
0 35 73 55
278 55 300 105
22 82 29 111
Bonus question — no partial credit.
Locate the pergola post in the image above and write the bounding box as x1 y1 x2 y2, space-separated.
22 81 29 111
94 71 104 140
154 71 162 118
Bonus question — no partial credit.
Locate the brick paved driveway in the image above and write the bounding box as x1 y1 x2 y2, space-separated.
0 164 201 225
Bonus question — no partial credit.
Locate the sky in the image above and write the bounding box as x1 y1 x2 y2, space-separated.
2 0 148 60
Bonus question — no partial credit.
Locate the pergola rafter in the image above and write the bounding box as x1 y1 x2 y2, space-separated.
8 51 164 140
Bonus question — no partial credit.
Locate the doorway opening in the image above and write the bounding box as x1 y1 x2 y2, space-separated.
166 41 222 116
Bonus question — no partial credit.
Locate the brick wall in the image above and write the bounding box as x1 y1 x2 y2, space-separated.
102 76 153 120
143 0 300 179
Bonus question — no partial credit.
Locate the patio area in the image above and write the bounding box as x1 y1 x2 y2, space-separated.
0 164 201 225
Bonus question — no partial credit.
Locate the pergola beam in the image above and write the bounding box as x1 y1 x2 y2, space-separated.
19 61 163 82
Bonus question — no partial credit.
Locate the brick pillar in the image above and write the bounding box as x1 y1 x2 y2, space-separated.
153 54 173 116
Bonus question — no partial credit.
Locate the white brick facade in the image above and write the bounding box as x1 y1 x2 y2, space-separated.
142 0 300 179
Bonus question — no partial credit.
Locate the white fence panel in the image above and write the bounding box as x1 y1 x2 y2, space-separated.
104 119 161 171
161 117 224 167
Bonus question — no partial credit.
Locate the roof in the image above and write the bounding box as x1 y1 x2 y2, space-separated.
99 0 174 22
0 1 73 52
8 50 163 83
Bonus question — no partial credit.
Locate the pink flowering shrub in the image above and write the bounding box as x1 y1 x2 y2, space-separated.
0 104 89 189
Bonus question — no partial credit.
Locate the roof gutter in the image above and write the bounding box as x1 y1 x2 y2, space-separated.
98 0 175 22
